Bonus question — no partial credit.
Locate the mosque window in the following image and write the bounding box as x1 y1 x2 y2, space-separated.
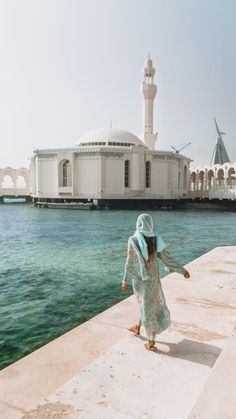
62 160 72 187
145 161 151 188
124 160 130 188
183 165 188 189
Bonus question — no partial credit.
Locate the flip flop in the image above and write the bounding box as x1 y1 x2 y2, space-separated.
144 343 156 351
127 326 140 336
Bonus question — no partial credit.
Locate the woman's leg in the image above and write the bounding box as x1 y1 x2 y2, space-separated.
145 331 156 350
128 318 142 335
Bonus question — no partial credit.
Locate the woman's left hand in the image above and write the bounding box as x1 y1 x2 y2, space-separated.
121 281 128 292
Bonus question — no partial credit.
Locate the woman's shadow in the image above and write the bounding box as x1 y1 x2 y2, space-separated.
137 335 221 367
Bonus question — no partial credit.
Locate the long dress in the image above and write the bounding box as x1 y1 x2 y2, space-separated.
123 236 186 340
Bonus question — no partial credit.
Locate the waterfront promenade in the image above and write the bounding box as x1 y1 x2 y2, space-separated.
0 247 236 418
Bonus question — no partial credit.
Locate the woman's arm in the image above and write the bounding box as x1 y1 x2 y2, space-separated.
122 238 138 292
158 248 190 278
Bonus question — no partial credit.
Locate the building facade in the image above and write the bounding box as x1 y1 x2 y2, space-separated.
31 58 191 208
190 119 236 200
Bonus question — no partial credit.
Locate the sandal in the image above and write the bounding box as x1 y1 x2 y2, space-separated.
127 325 140 336
144 342 156 351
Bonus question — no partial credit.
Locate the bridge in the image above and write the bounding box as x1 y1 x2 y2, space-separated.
0 167 31 202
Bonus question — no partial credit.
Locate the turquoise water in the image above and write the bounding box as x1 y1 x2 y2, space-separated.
0 205 236 370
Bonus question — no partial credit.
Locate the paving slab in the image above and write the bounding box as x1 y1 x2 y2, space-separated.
0 246 236 419
189 328 236 419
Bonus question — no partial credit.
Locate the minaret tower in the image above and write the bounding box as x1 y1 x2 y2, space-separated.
140 56 157 150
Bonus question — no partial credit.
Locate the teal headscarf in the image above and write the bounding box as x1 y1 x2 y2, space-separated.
134 213 166 261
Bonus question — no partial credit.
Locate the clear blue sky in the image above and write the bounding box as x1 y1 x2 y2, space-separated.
0 0 235 168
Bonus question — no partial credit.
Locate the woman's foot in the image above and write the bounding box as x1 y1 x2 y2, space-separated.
145 341 156 351
128 324 140 335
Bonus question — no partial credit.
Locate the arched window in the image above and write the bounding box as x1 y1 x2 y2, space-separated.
124 160 130 188
2 175 14 189
16 175 26 189
146 161 151 188
207 170 214 189
228 167 236 187
190 171 196 191
199 170 205 190
217 168 224 187
183 165 188 189
60 160 72 187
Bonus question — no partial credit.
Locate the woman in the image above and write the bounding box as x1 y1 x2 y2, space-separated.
122 213 190 351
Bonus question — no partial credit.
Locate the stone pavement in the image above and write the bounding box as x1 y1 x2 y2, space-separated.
1 246 236 419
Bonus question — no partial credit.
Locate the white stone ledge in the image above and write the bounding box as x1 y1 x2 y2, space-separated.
1 247 236 418
189 327 236 419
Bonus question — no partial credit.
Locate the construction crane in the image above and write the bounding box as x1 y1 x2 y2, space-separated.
171 142 191 154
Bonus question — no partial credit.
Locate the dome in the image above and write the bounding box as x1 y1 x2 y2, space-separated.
75 127 145 147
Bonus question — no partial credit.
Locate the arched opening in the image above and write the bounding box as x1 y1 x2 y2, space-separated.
227 167 236 188
2 175 14 189
199 171 205 190
124 160 130 188
190 172 196 191
217 168 224 187
183 165 188 189
16 175 26 189
145 161 151 188
207 170 214 190
59 160 72 187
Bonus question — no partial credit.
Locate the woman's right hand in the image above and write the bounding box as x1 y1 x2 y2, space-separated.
184 270 190 280
121 281 128 292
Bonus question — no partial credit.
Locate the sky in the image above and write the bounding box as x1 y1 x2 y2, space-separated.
0 0 235 169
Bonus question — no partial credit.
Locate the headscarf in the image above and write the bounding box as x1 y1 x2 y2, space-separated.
134 213 166 261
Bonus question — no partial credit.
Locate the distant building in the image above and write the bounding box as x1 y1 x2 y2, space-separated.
210 118 230 165
30 58 191 208
190 120 236 200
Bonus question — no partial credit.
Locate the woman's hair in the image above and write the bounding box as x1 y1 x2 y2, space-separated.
144 236 156 260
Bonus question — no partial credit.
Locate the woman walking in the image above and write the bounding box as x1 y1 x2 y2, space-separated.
122 213 190 350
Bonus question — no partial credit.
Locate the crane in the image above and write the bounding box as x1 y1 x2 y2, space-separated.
171 142 191 154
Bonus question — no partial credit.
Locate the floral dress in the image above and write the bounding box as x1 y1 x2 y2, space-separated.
123 236 186 339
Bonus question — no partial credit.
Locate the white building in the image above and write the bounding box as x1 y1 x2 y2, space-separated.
190 119 236 200
31 58 191 209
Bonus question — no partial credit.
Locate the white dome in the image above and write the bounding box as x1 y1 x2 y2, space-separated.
75 127 145 147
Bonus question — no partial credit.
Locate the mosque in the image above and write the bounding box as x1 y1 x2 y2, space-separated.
30 58 191 209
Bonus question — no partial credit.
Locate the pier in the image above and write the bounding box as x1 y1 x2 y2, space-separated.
0 246 236 418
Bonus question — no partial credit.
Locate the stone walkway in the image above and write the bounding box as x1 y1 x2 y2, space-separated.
1 246 236 419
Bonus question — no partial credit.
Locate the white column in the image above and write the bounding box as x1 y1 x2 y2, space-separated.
140 57 157 150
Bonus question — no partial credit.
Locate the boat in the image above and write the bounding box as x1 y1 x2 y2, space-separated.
36 202 96 210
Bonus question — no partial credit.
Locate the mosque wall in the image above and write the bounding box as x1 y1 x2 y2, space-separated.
74 156 100 197
151 160 169 195
167 160 179 193
104 158 124 194
131 151 145 192
33 151 190 200
35 157 58 198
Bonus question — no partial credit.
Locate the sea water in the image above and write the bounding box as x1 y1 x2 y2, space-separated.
0 204 236 369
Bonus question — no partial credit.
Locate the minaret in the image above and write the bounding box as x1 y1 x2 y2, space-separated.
140 56 157 150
